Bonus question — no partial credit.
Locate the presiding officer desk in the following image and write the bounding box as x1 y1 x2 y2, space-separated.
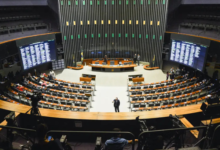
89 58 136 72
0 100 203 120
83 58 133 66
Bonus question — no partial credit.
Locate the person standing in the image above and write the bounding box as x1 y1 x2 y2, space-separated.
166 71 169 80
176 67 180 76
133 54 137 64
112 97 120 112
169 67 173 79
181 67 186 75
137 54 140 66
50 70 56 79
104 55 108 64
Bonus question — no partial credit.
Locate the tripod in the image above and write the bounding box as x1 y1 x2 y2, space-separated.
26 107 41 116
193 116 213 149
26 106 43 129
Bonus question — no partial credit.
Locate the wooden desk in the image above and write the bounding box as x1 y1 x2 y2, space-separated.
92 60 133 65
67 65 83 70
0 100 204 120
179 117 199 138
91 64 137 72
132 77 144 83
201 118 220 125
82 74 96 81
80 77 92 82
83 58 132 65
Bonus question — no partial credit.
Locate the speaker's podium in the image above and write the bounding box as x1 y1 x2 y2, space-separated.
91 60 137 72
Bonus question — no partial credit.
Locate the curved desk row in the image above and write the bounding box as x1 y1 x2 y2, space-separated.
83 58 133 65
67 65 84 70
91 64 137 72
0 100 202 120
143 65 159 70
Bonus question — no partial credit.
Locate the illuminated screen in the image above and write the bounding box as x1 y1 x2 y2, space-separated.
170 40 207 71
20 39 56 70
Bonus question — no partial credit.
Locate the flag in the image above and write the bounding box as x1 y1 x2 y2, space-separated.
152 54 155 67
73 54 75 66
81 51 84 62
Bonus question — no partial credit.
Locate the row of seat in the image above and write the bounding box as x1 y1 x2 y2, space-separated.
8 89 89 111
0 23 48 35
13 84 92 102
129 84 203 98
0 15 40 22
129 81 195 94
38 76 94 87
130 88 206 101
32 77 94 89
131 96 206 112
2 95 88 112
128 77 195 88
187 14 220 21
179 22 220 32
29 81 93 94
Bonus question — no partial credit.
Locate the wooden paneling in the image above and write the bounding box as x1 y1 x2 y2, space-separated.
91 64 137 68
179 117 199 138
58 0 168 68
0 100 203 120
201 118 220 125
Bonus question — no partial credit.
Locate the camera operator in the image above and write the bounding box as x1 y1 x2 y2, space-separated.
26 91 43 115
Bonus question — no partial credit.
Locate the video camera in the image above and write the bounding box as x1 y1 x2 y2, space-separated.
30 91 42 108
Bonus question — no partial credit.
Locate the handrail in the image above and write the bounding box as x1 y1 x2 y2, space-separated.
138 126 207 150
0 32 60 45
210 124 220 148
47 130 135 150
0 125 36 132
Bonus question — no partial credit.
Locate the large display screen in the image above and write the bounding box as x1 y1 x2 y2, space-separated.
20 39 56 70
170 40 207 71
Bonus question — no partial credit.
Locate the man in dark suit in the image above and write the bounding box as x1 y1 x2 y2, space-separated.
133 54 137 64
104 55 108 64
112 97 120 112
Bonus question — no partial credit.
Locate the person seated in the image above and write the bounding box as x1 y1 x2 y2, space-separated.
32 124 63 150
48 74 53 80
40 73 45 78
105 128 138 150
50 70 56 79
24 77 29 85
16 85 24 92
41 81 47 87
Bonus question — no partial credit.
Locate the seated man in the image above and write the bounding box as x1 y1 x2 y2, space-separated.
105 128 137 150
17 85 24 92
32 123 63 150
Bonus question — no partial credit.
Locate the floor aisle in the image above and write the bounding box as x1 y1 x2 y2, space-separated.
55 66 166 112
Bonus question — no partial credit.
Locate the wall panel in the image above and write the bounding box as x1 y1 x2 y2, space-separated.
58 0 168 67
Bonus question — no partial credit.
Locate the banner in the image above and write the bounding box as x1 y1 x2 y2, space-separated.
81 51 83 62
152 54 155 67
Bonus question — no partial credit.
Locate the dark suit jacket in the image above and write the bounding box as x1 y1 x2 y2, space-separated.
113 99 120 107
104 57 108 63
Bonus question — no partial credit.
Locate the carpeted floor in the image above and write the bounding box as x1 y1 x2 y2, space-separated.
55 65 166 112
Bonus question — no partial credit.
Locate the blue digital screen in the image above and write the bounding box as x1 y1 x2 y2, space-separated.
170 40 207 71
20 39 56 70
